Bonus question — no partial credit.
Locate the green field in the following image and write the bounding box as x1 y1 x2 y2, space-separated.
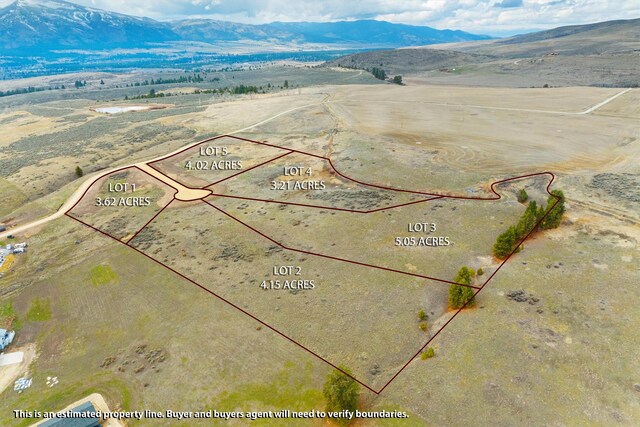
90 264 118 286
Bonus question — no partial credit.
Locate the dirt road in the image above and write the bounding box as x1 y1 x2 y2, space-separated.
0 98 327 240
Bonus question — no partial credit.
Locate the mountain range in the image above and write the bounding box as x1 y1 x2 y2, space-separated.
0 0 490 52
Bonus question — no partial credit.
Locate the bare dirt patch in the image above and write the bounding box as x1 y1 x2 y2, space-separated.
90 104 169 114
0 343 36 395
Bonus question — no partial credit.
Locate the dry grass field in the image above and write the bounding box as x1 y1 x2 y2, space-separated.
1 77 638 425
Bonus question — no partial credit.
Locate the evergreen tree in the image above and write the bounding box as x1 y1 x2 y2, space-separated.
449 266 476 309
371 67 387 80
393 75 403 84
284 80 289 88
454 266 475 285
323 366 359 424
536 204 546 222
75 166 84 177
516 201 538 239
518 188 528 203
540 190 565 229
493 226 517 259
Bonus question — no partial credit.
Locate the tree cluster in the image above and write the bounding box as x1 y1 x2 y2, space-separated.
448 266 477 309
125 73 217 88
231 84 260 94
129 88 164 99
370 67 387 81
493 190 565 259
0 86 42 97
127 84 264 100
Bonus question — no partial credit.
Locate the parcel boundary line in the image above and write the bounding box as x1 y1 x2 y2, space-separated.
0 87 627 241
65 133 560 394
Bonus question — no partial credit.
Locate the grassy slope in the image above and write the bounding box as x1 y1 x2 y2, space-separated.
0 215 426 426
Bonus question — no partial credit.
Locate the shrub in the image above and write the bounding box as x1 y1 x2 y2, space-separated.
421 347 435 359
517 188 528 203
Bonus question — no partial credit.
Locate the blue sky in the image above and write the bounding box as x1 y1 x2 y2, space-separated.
3 0 639 36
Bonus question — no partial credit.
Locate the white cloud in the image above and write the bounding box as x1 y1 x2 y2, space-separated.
0 0 638 35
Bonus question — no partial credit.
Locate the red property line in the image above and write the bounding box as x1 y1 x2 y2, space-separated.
63 210 380 395
67 173 558 394
201 199 479 289
142 133 555 205
376 175 561 394
66 165 147 213
221 134 327 161
65 152 468 285
125 198 175 244
63 131 561 394
480 173 560 289
188 134 553 201
207 193 443 214
147 135 222 165
134 165 182 195
206 151 295 187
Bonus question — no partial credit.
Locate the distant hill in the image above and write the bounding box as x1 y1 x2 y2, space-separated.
0 0 490 52
427 18 640 57
500 19 640 46
324 48 496 75
325 18 640 87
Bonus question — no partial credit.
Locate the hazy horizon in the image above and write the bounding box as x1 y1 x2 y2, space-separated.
1 0 638 37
